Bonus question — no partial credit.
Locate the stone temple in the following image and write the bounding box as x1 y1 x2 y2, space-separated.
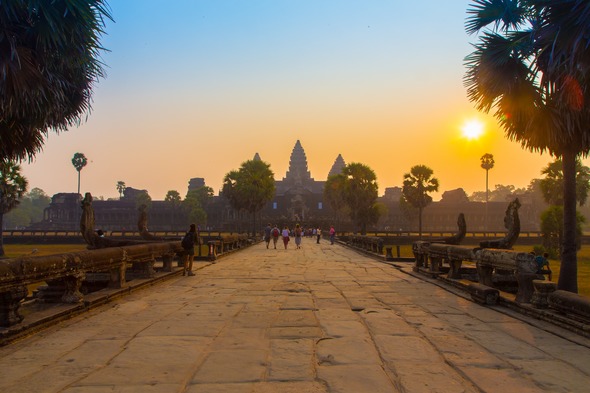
256 140 345 224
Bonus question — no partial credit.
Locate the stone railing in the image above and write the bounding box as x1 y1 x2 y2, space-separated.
412 241 540 303
0 242 181 327
205 234 251 260
0 234 255 327
347 235 384 255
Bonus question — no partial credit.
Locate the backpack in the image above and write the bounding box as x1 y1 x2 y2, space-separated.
181 232 194 249
272 228 279 237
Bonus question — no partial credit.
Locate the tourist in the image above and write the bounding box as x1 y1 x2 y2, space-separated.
282 226 290 249
329 225 336 245
271 224 280 249
535 252 552 281
294 223 302 249
181 224 199 276
264 223 272 249
316 227 321 244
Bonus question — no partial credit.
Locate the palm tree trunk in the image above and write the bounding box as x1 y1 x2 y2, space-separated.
418 206 423 239
558 149 578 293
0 212 5 257
77 170 81 195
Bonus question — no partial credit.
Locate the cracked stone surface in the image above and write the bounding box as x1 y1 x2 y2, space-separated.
1 238 589 392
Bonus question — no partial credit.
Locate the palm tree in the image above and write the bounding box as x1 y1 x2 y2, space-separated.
116 181 127 199
402 165 439 238
0 1 112 163
540 159 590 207
480 153 494 231
71 153 88 195
0 162 28 256
164 190 182 230
464 0 590 292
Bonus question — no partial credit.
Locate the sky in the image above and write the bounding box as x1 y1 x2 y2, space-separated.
21 0 559 201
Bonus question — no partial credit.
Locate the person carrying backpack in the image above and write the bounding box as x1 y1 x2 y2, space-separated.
181 223 199 276
264 223 272 249
271 224 280 249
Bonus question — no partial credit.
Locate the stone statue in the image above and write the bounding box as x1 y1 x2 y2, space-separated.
444 213 467 245
137 204 161 241
80 193 96 247
479 198 521 249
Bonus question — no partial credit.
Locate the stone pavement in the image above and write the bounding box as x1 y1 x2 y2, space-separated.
1 238 589 393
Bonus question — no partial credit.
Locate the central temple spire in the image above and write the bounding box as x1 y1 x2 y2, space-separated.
283 140 312 184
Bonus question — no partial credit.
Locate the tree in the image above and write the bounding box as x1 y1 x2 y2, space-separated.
116 181 127 199
222 160 275 235
0 162 28 256
5 187 51 229
164 190 181 230
465 0 590 292
540 206 585 258
324 174 350 228
341 163 380 234
71 153 88 195
481 153 494 230
0 1 112 163
402 165 439 238
540 158 590 207
183 187 214 228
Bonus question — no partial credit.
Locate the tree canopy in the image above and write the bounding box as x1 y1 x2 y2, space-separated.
340 163 380 234
0 0 112 163
222 160 275 234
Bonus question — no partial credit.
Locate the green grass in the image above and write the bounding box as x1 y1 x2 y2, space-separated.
3 244 88 258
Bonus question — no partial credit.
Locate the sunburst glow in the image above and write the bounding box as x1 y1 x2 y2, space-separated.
461 119 484 140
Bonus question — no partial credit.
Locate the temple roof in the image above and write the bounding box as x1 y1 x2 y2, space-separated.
253 152 261 161
328 154 346 177
283 140 313 184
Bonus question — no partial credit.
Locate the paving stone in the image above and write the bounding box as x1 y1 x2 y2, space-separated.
191 350 268 383
374 335 442 363
458 365 543 392
360 308 418 336
268 339 315 381
317 364 399 393
316 336 382 365
273 310 317 327
390 361 478 393
268 326 324 339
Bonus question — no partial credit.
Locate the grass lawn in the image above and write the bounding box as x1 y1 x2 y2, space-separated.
3 244 88 258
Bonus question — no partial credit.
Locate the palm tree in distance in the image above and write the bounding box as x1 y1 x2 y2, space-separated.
480 153 494 231
464 0 590 293
0 1 112 164
116 181 126 199
402 165 439 239
72 153 88 196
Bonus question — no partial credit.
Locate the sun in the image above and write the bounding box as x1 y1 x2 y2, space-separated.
461 119 484 140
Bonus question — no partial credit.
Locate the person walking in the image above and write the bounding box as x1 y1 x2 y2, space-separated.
264 223 272 249
316 227 321 244
282 226 290 250
329 225 336 245
181 223 199 276
271 224 280 249
294 223 302 249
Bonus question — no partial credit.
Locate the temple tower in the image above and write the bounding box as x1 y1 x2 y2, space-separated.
328 154 346 177
283 140 313 185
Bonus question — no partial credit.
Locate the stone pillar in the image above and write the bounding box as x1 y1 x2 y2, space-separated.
208 241 218 261
162 253 174 272
531 280 557 309
61 273 85 303
109 261 127 289
0 286 27 327
476 263 494 287
447 259 463 279
385 247 394 261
